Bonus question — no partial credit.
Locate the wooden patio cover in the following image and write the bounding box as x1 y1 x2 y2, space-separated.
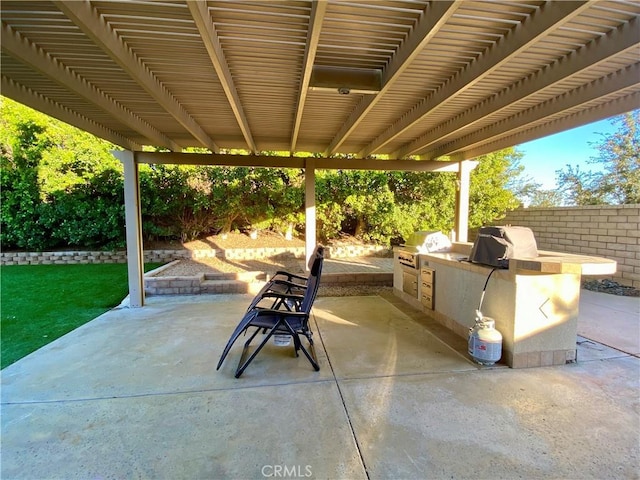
2 1 639 305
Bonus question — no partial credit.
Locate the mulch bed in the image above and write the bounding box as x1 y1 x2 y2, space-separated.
146 231 305 251
582 279 639 297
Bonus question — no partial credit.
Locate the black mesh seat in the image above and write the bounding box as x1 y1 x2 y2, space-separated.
216 254 324 378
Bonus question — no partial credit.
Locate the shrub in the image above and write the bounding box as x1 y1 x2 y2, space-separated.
42 169 126 249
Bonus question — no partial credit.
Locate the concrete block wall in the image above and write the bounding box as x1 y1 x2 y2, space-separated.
1 244 391 266
491 205 639 289
0 251 129 265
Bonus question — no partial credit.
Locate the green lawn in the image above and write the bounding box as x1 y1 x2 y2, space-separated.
1 263 162 369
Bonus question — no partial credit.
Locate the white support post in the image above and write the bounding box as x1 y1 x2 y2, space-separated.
305 158 316 271
115 150 145 307
454 160 474 243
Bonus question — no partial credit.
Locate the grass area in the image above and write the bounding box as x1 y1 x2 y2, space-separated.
1 263 161 369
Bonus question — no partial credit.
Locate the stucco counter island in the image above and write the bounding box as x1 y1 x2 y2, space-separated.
394 243 617 368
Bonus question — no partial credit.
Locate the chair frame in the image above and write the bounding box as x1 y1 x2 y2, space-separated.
216 254 323 378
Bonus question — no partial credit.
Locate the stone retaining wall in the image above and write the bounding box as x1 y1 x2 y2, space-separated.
1 244 390 266
1 251 129 265
483 204 639 289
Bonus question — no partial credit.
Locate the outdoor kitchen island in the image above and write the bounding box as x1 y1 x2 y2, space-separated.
394 243 617 368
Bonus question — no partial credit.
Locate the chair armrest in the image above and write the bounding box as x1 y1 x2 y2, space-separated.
253 308 307 318
272 271 309 283
269 279 307 290
256 292 304 303
246 287 304 312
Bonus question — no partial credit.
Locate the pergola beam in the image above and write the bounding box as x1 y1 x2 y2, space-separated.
188 1 256 153
1 23 176 151
135 151 463 173
291 0 327 153
395 15 640 158
53 0 219 152
361 1 590 157
1 76 140 151
325 1 459 156
425 63 640 159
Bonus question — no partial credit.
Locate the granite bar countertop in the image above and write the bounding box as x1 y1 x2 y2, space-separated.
398 243 617 276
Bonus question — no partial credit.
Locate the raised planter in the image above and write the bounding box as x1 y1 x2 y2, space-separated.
145 262 267 296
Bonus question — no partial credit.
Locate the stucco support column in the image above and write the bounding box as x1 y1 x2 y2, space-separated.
305 158 316 271
115 150 145 307
454 160 474 243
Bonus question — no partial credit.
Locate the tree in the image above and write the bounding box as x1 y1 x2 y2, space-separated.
591 110 640 204
205 166 304 236
1 121 49 249
139 164 215 242
527 189 564 207
469 148 522 227
388 170 456 240
555 110 639 205
555 164 605 205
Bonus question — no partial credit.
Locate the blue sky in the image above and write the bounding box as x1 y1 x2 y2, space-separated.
517 116 620 189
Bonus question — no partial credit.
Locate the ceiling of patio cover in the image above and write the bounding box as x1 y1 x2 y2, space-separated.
1 0 639 162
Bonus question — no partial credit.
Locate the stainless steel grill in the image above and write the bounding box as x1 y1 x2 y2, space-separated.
397 231 440 267
396 231 439 297
397 250 418 269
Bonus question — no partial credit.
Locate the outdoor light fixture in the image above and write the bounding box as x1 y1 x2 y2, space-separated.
309 66 381 95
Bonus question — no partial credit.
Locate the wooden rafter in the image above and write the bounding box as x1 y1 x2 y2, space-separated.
360 1 591 158
395 14 640 158
1 1 637 163
425 63 640 159
188 1 256 153
52 0 219 152
291 0 327 153
451 92 640 161
1 23 177 151
324 1 460 156
1 76 141 150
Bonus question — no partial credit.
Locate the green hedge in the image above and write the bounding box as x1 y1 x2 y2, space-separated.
1 97 522 250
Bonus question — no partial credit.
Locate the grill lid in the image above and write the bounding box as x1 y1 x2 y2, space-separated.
402 231 452 254
403 231 440 247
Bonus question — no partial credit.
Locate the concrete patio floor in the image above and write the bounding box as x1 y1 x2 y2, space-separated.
1 290 638 479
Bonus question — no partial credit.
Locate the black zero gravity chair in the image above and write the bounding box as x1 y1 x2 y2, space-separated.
216 254 324 378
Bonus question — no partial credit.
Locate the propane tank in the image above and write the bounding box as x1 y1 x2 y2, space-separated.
468 310 502 365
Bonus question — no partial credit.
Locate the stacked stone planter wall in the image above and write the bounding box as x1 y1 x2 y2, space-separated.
1 244 390 266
